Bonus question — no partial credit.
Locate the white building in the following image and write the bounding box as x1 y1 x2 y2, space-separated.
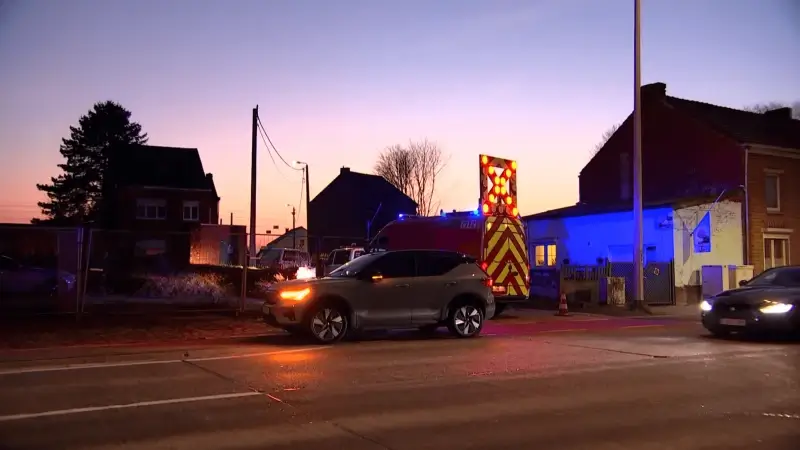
523 199 744 305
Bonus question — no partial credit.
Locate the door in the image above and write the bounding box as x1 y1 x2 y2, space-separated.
358 251 415 328
764 237 790 269
410 251 465 325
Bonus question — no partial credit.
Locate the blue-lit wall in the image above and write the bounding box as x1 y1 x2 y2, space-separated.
525 207 676 266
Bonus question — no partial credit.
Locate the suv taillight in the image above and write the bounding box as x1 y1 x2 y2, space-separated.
483 277 493 287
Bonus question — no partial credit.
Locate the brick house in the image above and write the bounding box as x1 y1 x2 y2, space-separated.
307 167 417 259
101 145 220 270
581 82 800 274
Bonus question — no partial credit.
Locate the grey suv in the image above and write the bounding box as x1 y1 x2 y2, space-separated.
261 250 495 343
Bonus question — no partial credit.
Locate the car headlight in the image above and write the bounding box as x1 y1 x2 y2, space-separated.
759 302 794 314
279 287 311 301
700 300 712 312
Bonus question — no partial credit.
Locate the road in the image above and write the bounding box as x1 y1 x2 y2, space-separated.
0 316 798 449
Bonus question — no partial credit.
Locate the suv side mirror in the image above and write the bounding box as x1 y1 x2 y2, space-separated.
739 279 748 287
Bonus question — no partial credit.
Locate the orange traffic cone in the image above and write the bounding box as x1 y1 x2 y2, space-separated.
555 293 570 316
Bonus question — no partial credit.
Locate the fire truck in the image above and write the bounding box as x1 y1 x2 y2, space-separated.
369 154 530 316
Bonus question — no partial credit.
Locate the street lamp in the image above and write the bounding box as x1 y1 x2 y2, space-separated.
286 203 297 249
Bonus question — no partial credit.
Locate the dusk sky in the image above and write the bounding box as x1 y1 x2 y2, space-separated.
1 0 798 233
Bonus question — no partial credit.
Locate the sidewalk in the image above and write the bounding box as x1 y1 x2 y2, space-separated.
515 299 700 320
0 311 274 351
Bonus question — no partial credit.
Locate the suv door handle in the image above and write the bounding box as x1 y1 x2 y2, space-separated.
394 283 410 288
445 281 457 287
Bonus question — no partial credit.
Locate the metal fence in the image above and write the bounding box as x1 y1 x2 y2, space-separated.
0 224 321 317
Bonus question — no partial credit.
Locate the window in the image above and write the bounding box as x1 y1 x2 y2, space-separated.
282 250 297 263
183 201 200 221
136 199 166 220
371 252 416 278
746 266 800 287
0 256 19 271
416 251 468 277
765 174 780 212
533 244 557 267
331 250 349 265
764 237 789 269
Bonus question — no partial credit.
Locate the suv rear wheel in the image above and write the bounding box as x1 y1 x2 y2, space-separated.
307 303 349 344
447 302 484 338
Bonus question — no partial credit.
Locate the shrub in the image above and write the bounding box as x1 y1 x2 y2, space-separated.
134 272 230 302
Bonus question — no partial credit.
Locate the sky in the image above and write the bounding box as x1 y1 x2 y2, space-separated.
1 0 798 233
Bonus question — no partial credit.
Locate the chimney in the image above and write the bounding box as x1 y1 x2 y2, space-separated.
641 82 666 98
340 167 350 175
764 107 792 120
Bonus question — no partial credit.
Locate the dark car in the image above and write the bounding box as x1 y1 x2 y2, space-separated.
261 249 496 343
0 255 76 298
700 266 800 337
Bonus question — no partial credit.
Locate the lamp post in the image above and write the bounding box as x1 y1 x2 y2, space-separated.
287 204 297 249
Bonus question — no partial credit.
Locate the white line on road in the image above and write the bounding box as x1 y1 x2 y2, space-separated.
621 324 665 329
0 392 263 422
0 347 329 376
540 328 588 333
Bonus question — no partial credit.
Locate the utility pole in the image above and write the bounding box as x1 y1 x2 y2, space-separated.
249 105 258 262
632 0 648 312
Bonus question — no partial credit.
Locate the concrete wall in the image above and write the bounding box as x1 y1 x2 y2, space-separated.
525 206 675 267
672 200 743 288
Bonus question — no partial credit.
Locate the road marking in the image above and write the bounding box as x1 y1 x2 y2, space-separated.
0 392 262 422
621 324 665 329
540 328 588 334
0 347 329 376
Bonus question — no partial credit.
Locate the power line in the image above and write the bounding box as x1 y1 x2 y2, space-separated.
256 116 301 171
256 125 289 181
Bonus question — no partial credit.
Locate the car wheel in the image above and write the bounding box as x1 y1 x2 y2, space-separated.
307 303 349 344
447 303 484 338
490 303 507 319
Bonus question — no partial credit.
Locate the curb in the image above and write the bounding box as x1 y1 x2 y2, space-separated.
0 331 284 353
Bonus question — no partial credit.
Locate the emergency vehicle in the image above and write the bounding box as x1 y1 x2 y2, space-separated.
370 154 530 316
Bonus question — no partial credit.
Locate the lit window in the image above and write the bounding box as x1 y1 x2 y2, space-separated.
535 245 546 266
547 244 557 266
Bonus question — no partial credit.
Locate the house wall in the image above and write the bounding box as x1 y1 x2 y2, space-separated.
269 229 308 252
671 200 743 292
116 187 219 231
746 148 800 274
579 90 744 205
525 206 675 267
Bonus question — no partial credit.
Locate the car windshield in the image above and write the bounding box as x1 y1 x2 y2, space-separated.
746 267 800 287
328 252 381 278
256 248 281 263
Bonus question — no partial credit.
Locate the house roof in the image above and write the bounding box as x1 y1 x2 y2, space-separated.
523 194 739 221
311 167 418 208
112 145 217 192
658 87 800 149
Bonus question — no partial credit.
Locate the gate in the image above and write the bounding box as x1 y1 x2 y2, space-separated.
609 261 675 305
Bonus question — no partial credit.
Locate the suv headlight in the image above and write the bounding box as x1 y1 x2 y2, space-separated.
700 300 712 312
759 302 794 314
279 287 311 301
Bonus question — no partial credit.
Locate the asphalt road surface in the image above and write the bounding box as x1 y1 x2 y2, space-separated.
0 318 798 449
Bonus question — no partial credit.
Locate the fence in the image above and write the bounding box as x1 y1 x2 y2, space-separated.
0 224 318 317
545 262 676 306
0 224 79 315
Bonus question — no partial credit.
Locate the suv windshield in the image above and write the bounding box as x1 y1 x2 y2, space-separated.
746 267 800 287
328 252 381 278
257 248 281 264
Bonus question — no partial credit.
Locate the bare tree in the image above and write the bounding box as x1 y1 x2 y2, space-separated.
743 101 800 119
591 123 620 156
374 139 448 216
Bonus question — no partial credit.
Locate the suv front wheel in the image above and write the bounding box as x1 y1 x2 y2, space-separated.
447 303 484 338
307 303 349 344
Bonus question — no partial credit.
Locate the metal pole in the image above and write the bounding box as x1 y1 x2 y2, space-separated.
292 206 296 249
249 105 258 262
632 0 646 311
